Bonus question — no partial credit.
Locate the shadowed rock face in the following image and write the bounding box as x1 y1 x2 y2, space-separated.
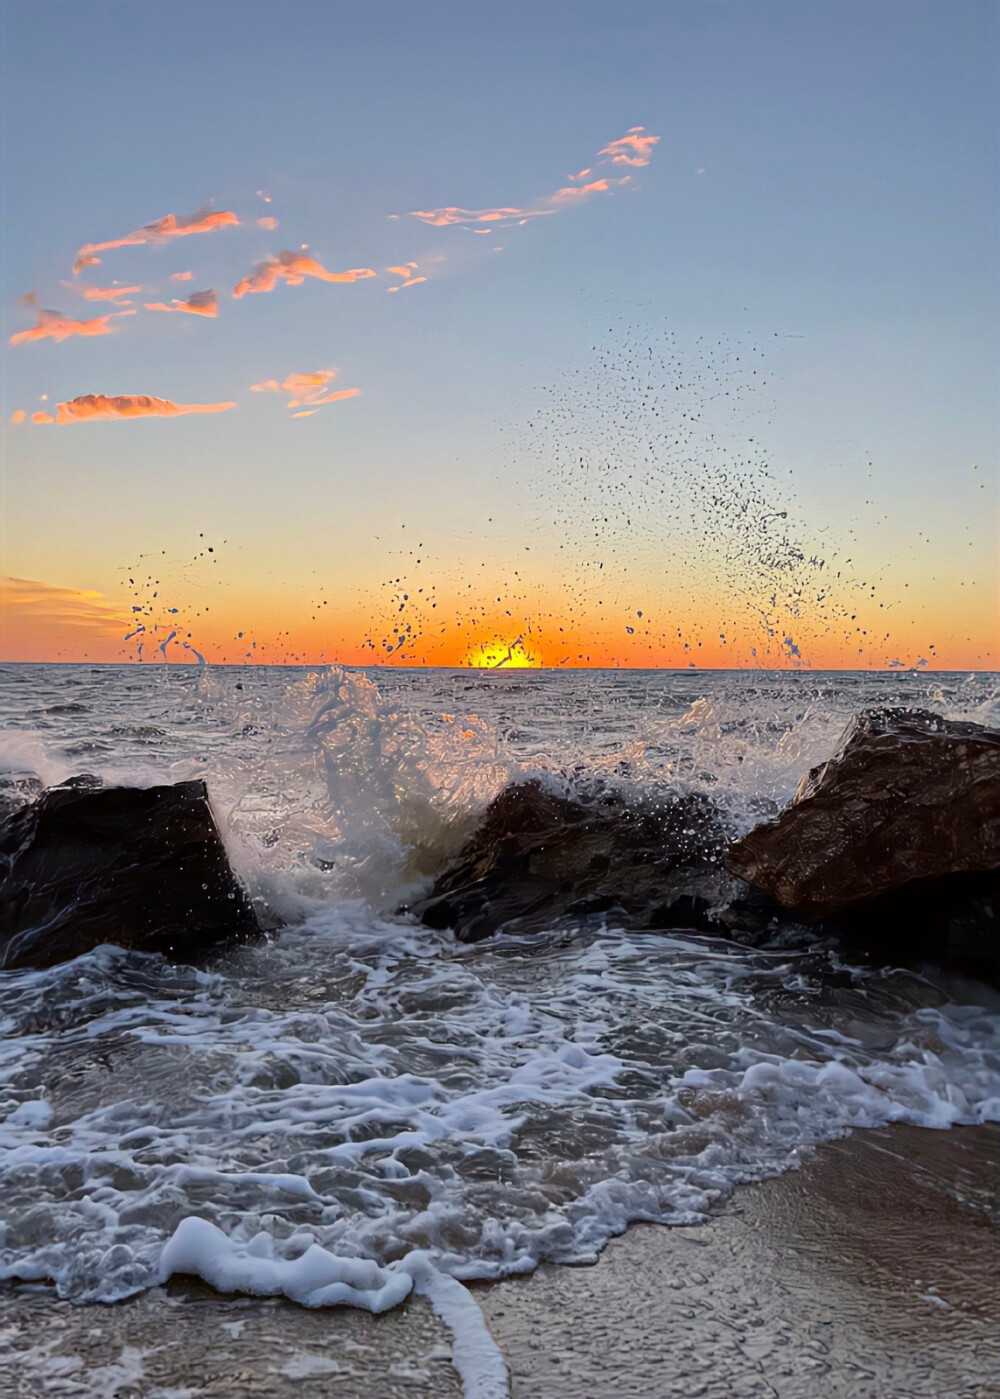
408 780 735 941
725 708 1000 918
0 780 262 970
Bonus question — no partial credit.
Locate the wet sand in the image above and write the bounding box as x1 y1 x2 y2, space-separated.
1 1123 997 1399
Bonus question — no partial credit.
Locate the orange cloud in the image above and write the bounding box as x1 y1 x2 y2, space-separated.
411 204 542 228
62 282 142 304
145 289 219 317
171 271 193 281
257 216 278 230
9 307 136 345
597 127 660 166
33 411 54 424
11 410 26 424
73 205 239 274
250 368 359 409
0 576 127 662
233 251 376 297
552 176 618 200
43 394 236 424
385 262 426 291
411 128 657 232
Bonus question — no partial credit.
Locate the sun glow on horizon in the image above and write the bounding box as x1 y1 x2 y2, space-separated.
463 636 540 669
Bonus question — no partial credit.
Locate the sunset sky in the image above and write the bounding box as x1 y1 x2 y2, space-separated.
1 0 996 669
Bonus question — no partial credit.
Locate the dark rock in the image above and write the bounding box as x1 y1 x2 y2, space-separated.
0 779 262 970
821 868 1000 982
726 708 1000 916
409 779 734 941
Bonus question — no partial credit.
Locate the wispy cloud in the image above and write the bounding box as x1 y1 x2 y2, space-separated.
385 262 426 291
32 393 237 424
597 127 660 166
250 369 359 410
0 575 126 660
233 251 375 298
62 282 143 304
9 307 136 345
410 127 658 232
257 216 278 230
73 205 239 274
145 289 219 317
171 271 193 281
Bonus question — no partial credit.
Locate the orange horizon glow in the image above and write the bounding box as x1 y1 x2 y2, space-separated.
1 581 993 671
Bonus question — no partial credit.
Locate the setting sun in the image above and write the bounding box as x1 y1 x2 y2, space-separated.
464 636 541 668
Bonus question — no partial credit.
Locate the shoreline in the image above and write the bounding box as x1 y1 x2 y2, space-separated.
2 1122 997 1398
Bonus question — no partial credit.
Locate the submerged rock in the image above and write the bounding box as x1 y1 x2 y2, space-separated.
409 779 734 941
726 707 1000 974
0 779 261 970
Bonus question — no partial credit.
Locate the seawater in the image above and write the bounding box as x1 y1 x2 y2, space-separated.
1 664 998 1398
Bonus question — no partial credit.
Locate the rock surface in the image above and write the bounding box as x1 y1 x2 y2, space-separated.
409 779 734 941
0 779 261 970
726 707 1000 917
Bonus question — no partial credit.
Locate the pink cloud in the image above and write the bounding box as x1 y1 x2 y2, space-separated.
410 128 657 233
171 271 193 281
233 251 376 298
552 176 621 200
62 282 142 304
250 368 360 410
597 127 660 167
9 307 136 345
48 394 236 424
385 262 426 292
73 205 240 274
411 204 541 228
144 289 219 318
257 216 279 230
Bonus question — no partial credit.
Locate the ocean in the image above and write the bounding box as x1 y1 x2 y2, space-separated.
1 663 998 1397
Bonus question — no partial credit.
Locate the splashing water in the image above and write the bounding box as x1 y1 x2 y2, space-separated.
1 663 998 1398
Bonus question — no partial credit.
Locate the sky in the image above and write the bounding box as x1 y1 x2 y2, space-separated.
0 0 996 669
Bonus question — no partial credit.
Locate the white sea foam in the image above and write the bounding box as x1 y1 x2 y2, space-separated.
1 664 999 1398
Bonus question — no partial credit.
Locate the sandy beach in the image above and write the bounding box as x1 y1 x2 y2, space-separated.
2 1122 996 1399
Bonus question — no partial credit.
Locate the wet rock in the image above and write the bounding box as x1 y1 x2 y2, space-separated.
727 708 1000 914
0 779 262 970
725 708 1000 974
409 779 734 941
